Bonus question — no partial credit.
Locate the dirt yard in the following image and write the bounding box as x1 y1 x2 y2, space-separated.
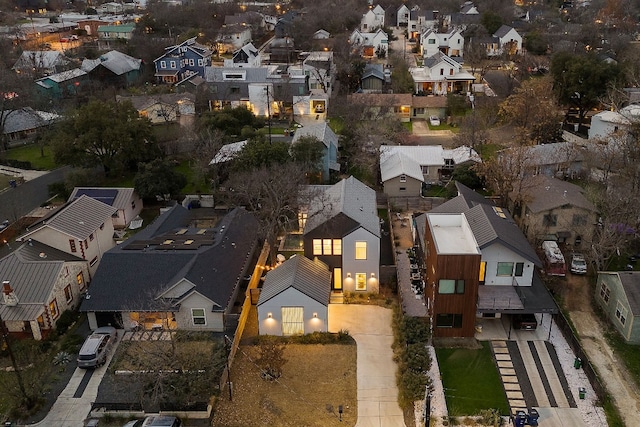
212 344 357 427
561 273 640 426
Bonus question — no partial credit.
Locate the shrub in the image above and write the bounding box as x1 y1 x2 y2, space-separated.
55 310 79 336
59 333 84 353
403 317 430 344
399 369 430 404
405 343 431 372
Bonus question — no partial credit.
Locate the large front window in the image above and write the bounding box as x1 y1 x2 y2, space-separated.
438 279 465 294
497 262 514 276
313 239 322 255
282 307 304 335
543 214 557 227
192 308 206 325
355 242 367 260
49 299 59 319
313 238 341 255
355 273 367 291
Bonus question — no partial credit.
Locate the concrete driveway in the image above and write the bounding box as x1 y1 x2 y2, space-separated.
328 305 406 427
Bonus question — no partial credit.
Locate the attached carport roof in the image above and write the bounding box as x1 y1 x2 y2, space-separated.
477 272 558 315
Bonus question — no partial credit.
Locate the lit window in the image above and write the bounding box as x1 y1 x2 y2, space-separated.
77 272 85 288
64 285 73 303
334 268 342 290
355 242 367 260
323 239 332 255
333 239 342 255
49 299 59 319
192 308 206 325
497 262 514 276
313 239 322 255
355 273 366 291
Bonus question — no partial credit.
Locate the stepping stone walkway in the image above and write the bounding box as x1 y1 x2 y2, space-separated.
491 339 577 417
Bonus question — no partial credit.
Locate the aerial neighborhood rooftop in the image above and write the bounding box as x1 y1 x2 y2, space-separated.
0 0 639 426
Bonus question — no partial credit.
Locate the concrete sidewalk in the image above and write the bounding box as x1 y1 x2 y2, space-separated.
328 305 406 427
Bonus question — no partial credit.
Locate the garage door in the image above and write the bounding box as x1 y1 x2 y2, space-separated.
281 307 304 336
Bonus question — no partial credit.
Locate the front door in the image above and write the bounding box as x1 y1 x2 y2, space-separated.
281 307 304 335
333 268 342 290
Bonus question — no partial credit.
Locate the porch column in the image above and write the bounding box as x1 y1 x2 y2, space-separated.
31 320 42 340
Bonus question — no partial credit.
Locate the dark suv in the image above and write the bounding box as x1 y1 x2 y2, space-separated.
512 314 537 330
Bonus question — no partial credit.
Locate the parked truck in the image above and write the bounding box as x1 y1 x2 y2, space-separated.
541 240 566 277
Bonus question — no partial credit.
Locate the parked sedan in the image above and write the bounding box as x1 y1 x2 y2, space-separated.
570 253 587 275
429 116 441 126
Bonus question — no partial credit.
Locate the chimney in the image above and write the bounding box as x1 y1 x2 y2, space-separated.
2 280 19 307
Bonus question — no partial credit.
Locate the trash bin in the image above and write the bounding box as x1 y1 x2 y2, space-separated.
574 357 582 369
579 387 586 399
527 408 540 426
9 180 16 188
514 410 527 427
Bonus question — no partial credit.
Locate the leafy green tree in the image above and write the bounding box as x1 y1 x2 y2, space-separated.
51 100 158 176
290 135 324 174
550 52 623 123
233 135 291 170
200 106 265 136
134 159 187 199
389 53 414 94
524 31 548 55
481 11 503 35
452 164 483 190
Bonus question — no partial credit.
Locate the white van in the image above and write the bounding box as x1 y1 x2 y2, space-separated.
77 326 116 368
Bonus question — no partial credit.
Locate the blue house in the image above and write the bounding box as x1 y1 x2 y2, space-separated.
154 37 213 85
291 122 340 182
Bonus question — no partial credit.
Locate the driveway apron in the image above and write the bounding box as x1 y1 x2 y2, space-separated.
329 304 406 427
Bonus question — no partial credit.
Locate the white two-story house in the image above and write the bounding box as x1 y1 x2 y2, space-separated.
18 195 117 277
420 28 465 58
361 5 385 31
302 177 380 294
410 52 475 95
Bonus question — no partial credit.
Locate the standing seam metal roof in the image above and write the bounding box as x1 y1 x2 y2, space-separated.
257 256 331 306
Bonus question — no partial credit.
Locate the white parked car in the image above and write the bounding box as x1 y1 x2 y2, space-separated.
429 116 441 126
570 253 587 275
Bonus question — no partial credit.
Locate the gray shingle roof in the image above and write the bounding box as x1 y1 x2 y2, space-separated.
494 25 515 38
24 195 117 240
517 175 596 214
80 207 258 312
291 122 337 148
380 152 424 182
12 50 71 71
304 177 380 238
0 108 55 135
618 272 640 315
431 182 541 265
258 256 331 306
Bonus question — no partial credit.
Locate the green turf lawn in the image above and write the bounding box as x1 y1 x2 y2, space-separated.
5 144 57 170
436 342 509 416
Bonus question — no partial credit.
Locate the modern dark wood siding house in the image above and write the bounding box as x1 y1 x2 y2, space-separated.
423 213 481 338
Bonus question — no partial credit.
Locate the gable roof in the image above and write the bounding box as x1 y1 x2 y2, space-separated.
80 207 258 312
304 176 380 238
431 182 541 265
291 122 337 148
494 25 517 38
0 241 83 321
258 256 331 306
68 187 137 211
21 195 117 241
155 37 212 62
36 68 87 86
362 63 385 81
516 175 596 214
380 152 424 182
0 108 59 135
381 145 445 167
617 272 640 315
81 50 142 75
115 92 195 111
13 50 71 71
424 51 460 69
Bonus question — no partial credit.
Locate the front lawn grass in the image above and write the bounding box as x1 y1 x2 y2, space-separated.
5 144 57 170
436 342 509 416
0 173 12 190
605 331 640 393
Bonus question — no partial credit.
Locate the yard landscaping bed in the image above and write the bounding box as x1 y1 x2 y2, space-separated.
212 343 357 427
